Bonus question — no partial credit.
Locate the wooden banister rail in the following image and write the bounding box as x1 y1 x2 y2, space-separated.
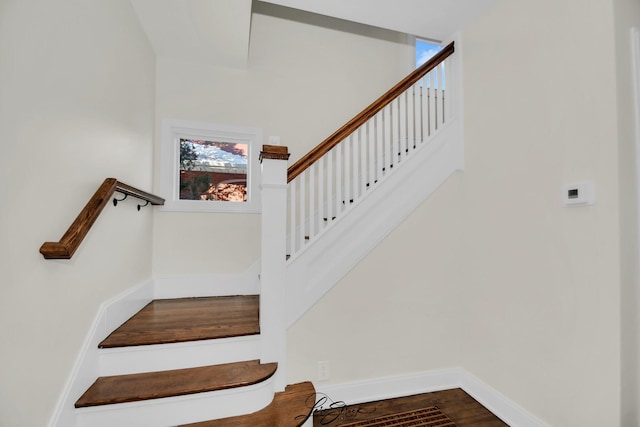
39 178 164 259
287 41 454 183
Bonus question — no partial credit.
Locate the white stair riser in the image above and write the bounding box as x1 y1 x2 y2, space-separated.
99 335 262 376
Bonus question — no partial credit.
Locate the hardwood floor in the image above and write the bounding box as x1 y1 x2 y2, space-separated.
99 295 260 348
75 360 276 408
313 388 509 427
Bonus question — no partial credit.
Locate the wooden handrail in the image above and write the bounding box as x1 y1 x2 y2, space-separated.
287 41 454 183
39 178 164 259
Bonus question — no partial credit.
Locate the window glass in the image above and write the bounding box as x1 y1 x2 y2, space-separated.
160 119 262 212
416 39 443 68
179 139 248 202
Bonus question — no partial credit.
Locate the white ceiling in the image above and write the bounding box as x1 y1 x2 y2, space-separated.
257 0 494 42
130 0 252 68
129 0 493 67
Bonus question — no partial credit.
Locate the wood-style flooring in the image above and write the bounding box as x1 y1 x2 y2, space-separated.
313 388 509 427
75 360 277 407
99 295 259 348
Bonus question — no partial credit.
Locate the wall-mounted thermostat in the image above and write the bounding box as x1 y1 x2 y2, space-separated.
562 181 595 206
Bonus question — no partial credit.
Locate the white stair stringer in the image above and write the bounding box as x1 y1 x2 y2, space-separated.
284 118 462 327
75 375 277 427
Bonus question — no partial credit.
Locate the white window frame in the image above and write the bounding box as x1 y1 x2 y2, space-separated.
160 118 262 213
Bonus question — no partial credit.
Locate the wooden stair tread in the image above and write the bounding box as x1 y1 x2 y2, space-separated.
181 381 316 427
99 295 260 348
75 360 277 408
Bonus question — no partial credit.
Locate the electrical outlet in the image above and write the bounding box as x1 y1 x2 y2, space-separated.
317 361 330 381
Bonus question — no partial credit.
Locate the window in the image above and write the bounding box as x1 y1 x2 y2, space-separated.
160 119 262 212
416 39 443 68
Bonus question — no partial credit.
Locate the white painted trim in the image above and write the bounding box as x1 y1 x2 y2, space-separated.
260 156 290 392
459 373 548 427
406 33 417 72
154 259 261 299
282 41 463 327
285 117 462 326
315 368 548 427
159 118 263 213
316 368 461 406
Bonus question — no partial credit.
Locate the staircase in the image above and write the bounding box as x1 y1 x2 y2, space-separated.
49 40 461 427
73 296 315 426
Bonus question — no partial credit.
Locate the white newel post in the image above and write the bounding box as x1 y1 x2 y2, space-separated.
260 143 290 392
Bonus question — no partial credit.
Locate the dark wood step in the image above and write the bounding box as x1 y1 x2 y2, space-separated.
99 295 259 348
181 381 316 427
75 360 277 408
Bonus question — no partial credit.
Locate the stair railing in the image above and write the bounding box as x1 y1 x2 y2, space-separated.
286 42 454 260
40 178 164 259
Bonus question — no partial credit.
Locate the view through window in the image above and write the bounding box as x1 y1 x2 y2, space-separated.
416 39 443 68
179 139 248 202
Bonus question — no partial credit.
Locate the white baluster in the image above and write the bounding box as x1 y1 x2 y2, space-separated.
392 97 400 167
415 83 421 144
336 141 343 216
318 155 325 229
383 104 392 173
399 92 407 161
289 178 297 256
438 63 445 127
367 120 375 190
429 72 436 136
376 112 383 182
433 66 439 131
345 134 352 207
309 163 315 241
325 150 333 226
298 172 306 250
360 126 366 195
421 74 430 139
406 87 415 154
353 128 360 200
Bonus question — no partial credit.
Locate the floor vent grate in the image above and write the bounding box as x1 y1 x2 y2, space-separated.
338 406 457 427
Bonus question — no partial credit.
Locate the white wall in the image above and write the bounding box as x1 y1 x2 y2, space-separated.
152 2 412 277
287 1 623 426
0 1 156 426
614 0 640 425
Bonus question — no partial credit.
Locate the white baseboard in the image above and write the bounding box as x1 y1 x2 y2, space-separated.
154 260 261 299
458 372 548 427
314 368 548 427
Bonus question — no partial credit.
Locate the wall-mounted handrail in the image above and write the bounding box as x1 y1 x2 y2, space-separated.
39 178 164 259
287 41 454 183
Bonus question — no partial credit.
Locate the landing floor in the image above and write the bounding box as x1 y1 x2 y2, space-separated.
313 388 509 426
99 295 260 347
